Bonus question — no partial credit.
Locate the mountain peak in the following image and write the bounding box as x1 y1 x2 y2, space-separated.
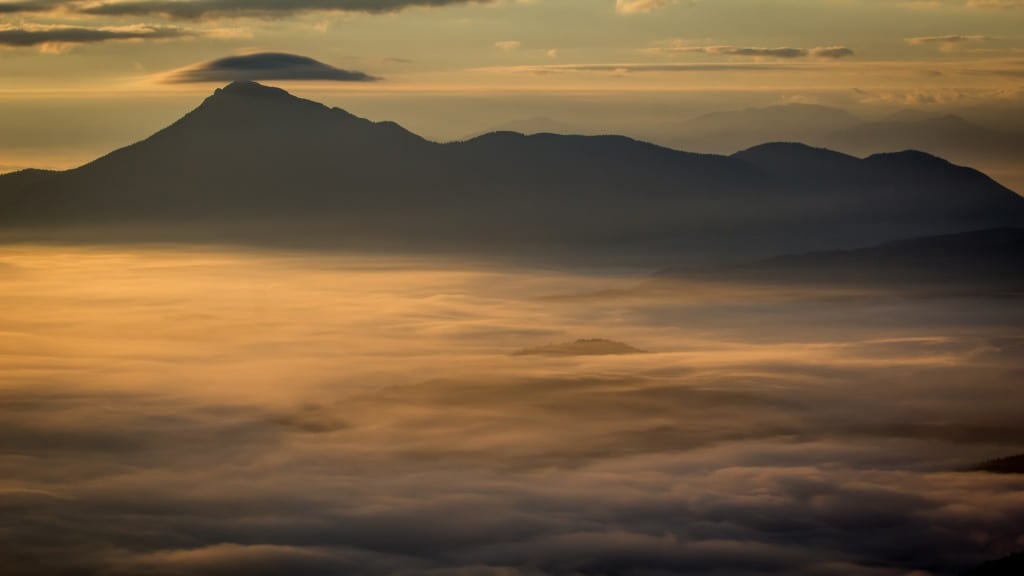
734 142 858 162
214 80 294 100
5 84 1022 262
187 80 335 124
121 77 425 165
865 149 950 165
738 141 827 155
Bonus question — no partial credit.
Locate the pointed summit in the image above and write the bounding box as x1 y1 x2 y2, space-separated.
199 81 328 114
215 80 293 98
169 80 362 136
156 80 423 148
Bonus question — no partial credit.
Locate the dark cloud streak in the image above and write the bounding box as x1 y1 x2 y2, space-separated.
810 46 855 59
0 24 187 47
500 63 802 75
0 0 58 13
655 45 855 59
77 0 493 19
164 52 378 83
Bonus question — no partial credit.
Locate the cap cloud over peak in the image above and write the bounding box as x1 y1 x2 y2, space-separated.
164 52 378 83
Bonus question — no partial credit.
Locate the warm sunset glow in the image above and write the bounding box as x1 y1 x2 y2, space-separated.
2 245 1022 574
2 2 1022 574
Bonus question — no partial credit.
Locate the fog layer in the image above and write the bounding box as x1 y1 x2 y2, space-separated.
1 246 1022 575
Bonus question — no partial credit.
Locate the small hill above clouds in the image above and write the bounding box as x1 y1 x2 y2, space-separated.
460 116 587 141
513 339 648 357
973 454 1024 475
2 82 1024 264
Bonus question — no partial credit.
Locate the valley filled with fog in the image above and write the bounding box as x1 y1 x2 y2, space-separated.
2 245 1022 576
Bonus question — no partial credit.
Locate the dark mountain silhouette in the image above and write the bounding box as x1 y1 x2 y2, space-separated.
973 454 1024 474
685 228 1024 292
461 116 586 141
2 81 1023 263
965 552 1024 576
0 168 57 184
664 103 1024 192
821 114 1024 192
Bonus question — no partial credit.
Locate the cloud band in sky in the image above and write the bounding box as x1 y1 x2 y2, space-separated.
75 0 493 19
655 44 855 59
615 0 669 14
906 34 989 45
0 23 186 47
0 0 59 13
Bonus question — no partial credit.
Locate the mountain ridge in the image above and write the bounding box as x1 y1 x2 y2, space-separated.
2 82 1023 264
663 102 1024 193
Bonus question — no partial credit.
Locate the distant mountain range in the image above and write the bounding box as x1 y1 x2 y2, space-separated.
662 104 1024 193
672 104 862 151
2 82 1023 265
482 105 1024 192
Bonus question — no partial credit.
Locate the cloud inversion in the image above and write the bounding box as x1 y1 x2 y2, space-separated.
1 246 1023 576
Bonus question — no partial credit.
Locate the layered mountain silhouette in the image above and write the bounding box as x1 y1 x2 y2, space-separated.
2 81 1023 263
666 104 1024 193
671 103 862 152
679 228 1024 292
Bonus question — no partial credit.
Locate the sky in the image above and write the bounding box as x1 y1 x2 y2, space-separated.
1 0 1023 171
